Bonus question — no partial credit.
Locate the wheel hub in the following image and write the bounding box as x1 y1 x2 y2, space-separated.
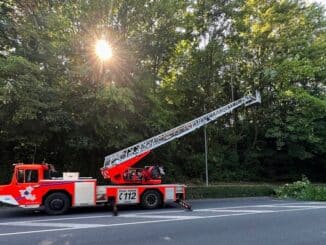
50 199 64 210
146 194 157 206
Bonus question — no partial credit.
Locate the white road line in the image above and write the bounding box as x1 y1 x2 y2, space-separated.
209 203 320 209
203 207 326 217
0 202 324 230
0 218 182 237
0 203 320 225
0 214 114 224
1 205 326 237
0 228 71 237
268 205 326 208
122 214 202 219
199 209 275 213
278 202 326 205
0 222 106 228
0 202 323 225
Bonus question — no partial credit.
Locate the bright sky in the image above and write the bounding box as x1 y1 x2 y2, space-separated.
309 0 326 5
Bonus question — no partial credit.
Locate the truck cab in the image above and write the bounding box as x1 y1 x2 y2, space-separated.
0 163 97 214
0 164 48 206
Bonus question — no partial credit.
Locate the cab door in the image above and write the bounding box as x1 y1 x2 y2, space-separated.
15 168 40 205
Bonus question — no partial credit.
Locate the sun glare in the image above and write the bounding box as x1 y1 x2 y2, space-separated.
95 39 113 61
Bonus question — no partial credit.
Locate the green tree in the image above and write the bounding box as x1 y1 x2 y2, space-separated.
0 0 325 184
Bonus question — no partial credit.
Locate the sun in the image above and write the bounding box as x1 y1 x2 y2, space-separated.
95 39 113 61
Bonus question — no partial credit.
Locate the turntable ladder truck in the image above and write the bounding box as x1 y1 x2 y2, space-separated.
0 91 261 215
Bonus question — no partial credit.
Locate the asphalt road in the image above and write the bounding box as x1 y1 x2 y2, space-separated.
0 197 326 245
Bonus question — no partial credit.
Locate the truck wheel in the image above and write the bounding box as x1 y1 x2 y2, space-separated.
44 193 70 215
141 190 162 209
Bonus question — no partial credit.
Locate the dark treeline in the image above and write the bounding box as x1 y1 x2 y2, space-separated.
0 0 325 184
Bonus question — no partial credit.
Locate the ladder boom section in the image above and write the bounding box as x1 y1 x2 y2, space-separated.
103 91 261 168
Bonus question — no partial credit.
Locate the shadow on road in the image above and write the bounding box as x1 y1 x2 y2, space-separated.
0 203 178 219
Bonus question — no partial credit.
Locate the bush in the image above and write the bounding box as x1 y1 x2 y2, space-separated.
276 176 326 201
187 184 275 199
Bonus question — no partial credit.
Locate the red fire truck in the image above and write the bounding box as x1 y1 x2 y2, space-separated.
0 92 260 215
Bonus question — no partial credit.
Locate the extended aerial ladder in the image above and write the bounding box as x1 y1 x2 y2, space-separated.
0 91 261 215
101 91 261 185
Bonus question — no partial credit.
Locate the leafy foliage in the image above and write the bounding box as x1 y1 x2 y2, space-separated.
276 176 326 201
0 0 325 184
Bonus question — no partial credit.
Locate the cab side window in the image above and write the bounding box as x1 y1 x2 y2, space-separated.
17 170 38 183
17 170 25 183
26 170 38 183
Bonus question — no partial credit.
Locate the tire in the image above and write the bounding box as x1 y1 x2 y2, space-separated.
44 192 70 215
141 190 162 209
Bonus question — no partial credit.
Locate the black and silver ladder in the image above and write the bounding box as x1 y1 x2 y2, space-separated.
103 91 261 168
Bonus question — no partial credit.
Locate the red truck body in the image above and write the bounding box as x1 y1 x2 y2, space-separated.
0 163 186 214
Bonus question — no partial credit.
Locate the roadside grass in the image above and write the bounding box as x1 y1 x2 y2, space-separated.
187 184 276 199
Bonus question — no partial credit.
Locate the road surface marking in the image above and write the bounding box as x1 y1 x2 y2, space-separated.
199 209 275 213
122 214 202 219
0 218 183 237
0 222 106 228
266 205 326 208
1 204 326 237
0 201 315 225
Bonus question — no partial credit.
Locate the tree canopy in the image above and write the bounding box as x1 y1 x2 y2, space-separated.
0 0 325 183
